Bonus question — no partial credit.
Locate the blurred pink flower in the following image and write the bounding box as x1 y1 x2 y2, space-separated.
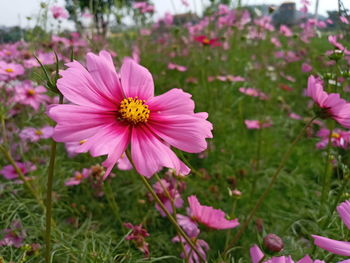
0 61 24 80
50 6 69 19
301 63 312 73
47 51 212 178
124 222 150 257
133 2 154 14
172 235 209 263
0 220 26 248
168 62 187 72
187 195 239 230
340 16 349 24
312 200 350 257
0 162 36 180
289 112 302 120
65 168 90 186
316 128 350 149
245 120 272 129
14 80 50 110
20 126 54 142
306 75 350 128
239 87 268 100
194 35 221 47
280 25 293 37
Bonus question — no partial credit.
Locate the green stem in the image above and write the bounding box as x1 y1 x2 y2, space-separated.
223 117 317 256
104 180 123 227
126 151 206 263
45 94 63 263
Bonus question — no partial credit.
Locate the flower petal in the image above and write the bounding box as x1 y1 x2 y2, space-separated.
250 245 264 263
312 235 350 257
337 200 350 230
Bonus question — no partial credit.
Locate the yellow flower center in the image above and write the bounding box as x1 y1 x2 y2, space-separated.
79 139 87 145
27 89 36 96
332 132 340 139
75 173 83 180
119 97 150 124
35 130 43 135
203 38 210 44
5 68 14 73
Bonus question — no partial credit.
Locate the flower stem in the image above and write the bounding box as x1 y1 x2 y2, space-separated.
125 150 206 262
224 117 317 256
45 94 63 263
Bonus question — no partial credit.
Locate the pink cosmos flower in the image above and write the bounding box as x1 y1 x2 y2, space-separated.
306 75 350 128
133 2 154 14
316 128 350 149
187 195 239 230
289 112 302 120
0 61 24 81
312 200 350 258
124 222 150 257
250 245 324 263
280 25 293 37
65 168 90 186
168 62 187 72
47 51 213 178
194 35 222 47
0 162 36 180
340 16 349 25
152 179 183 217
245 120 272 129
302 63 312 73
172 235 209 263
0 220 26 248
14 80 50 110
50 6 69 19
239 87 268 100
19 126 54 142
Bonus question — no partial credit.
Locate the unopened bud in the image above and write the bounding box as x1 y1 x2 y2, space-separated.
263 233 284 253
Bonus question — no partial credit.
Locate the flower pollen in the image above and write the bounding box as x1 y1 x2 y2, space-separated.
5 68 14 73
35 130 43 135
119 97 150 124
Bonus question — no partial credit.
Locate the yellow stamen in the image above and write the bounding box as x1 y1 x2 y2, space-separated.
35 130 43 135
119 97 150 124
27 89 36 96
202 38 210 44
5 68 14 73
79 139 87 145
75 173 83 180
332 132 340 139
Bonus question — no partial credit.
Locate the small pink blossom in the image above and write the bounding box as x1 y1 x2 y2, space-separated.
306 75 350 128
245 120 272 129
19 126 54 142
239 87 268 100
133 2 154 14
124 222 150 257
279 25 293 37
14 80 50 110
340 16 349 24
289 112 302 120
0 162 36 180
172 235 209 263
65 168 90 186
316 128 350 149
168 62 187 72
0 220 26 248
301 63 312 73
0 61 24 80
50 6 69 19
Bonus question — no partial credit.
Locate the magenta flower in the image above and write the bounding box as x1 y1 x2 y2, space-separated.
245 120 272 129
65 168 90 186
316 128 350 149
0 162 36 180
187 195 239 230
250 245 325 263
172 235 209 263
306 75 350 128
19 126 54 142
14 80 50 110
239 87 268 100
312 200 350 257
301 63 313 73
50 6 69 19
47 51 213 178
152 179 183 217
194 35 222 47
133 2 154 14
124 222 150 257
0 61 24 80
0 220 26 248
279 25 293 37
168 62 187 72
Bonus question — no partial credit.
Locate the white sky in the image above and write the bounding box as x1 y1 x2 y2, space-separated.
0 0 347 29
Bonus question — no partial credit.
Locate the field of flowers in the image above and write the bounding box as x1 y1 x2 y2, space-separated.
1 1 350 262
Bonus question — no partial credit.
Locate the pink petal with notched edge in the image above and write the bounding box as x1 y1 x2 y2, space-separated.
57 61 116 110
337 200 350 230
312 235 350 256
120 58 154 101
250 245 264 263
131 127 190 178
86 51 124 103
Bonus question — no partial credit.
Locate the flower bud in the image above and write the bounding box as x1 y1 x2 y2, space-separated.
263 233 284 253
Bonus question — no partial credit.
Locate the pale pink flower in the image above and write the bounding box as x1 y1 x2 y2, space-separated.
168 62 187 72
340 16 349 25
271 37 281 48
239 88 268 100
0 162 36 180
301 63 312 73
289 112 302 120
306 75 350 128
152 179 183 217
14 80 50 110
0 61 24 80
181 0 189 6
312 200 350 257
133 2 154 14
280 25 293 37
316 128 350 149
65 168 90 186
0 220 26 248
19 126 54 142
47 51 213 178
187 195 239 230
50 6 69 19
172 235 209 263
245 120 272 129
